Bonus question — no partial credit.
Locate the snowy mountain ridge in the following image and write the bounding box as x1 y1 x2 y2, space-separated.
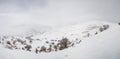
0 21 120 59
0 21 110 52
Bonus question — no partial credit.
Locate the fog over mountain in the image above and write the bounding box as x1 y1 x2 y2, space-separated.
0 0 120 30
0 0 120 59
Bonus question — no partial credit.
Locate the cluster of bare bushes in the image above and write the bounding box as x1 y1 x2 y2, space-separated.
82 24 109 38
35 38 81 54
0 36 32 51
0 35 81 54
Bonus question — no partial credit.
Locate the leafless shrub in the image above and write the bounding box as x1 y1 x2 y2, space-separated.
59 38 70 50
51 42 55 45
99 25 109 32
54 45 57 51
46 45 52 52
35 47 40 54
6 41 11 45
25 45 32 51
95 32 98 35
39 46 46 53
45 41 49 44
99 27 104 32
103 25 109 30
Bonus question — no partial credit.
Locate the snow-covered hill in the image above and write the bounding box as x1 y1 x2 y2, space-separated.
0 21 120 59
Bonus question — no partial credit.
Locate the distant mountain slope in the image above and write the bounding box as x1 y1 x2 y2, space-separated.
0 24 51 36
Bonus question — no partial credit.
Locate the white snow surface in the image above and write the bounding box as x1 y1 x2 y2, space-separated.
0 21 120 59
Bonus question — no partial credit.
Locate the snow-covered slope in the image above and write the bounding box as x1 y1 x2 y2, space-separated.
0 21 120 59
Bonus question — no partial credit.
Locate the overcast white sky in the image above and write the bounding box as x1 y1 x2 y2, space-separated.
0 0 120 28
